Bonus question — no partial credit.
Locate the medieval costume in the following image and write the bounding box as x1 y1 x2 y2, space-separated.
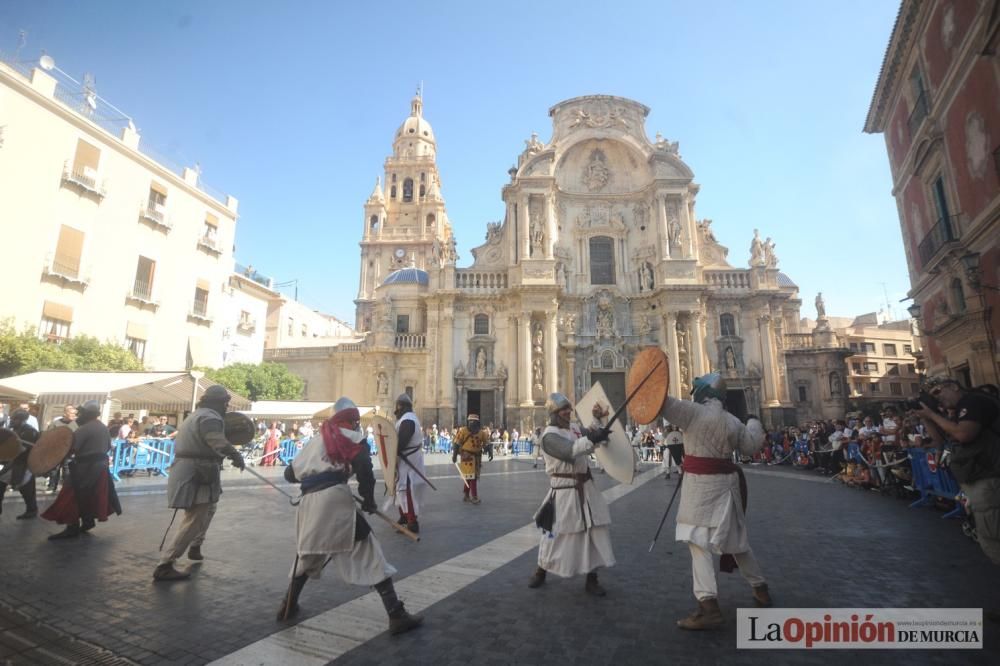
43 401 121 539
452 414 490 503
153 385 245 580
0 411 39 520
660 373 771 630
393 394 427 533
276 397 422 635
528 393 614 596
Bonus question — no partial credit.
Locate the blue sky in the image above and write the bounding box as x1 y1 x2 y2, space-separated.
2 0 906 325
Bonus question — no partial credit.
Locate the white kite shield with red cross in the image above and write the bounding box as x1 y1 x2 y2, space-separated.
370 415 398 497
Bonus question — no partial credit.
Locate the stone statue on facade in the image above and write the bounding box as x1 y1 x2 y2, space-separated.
583 149 610 191
726 346 737 370
764 237 778 268
668 217 682 251
376 372 388 396
476 347 487 377
497 362 508 380
830 372 842 396
596 296 615 339
643 262 655 290
524 132 543 155
750 229 765 267
815 292 827 319
532 355 544 391
654 132 680 154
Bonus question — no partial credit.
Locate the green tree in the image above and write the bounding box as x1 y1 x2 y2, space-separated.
0 321 143 378
202 362 304 401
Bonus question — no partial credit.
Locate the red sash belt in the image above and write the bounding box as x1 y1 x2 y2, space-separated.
680 455 748 574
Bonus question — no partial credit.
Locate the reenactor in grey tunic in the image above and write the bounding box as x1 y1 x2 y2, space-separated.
153 385 245 581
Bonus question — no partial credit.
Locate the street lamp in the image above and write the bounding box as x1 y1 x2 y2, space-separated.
906 302 922 320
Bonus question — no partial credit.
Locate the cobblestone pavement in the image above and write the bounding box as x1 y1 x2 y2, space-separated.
1 456 998 665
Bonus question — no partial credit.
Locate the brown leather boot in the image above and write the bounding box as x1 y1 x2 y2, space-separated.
388 603 423 635
276 574 308 621
188 546 204 561
752 583 772 608
584 572 607 597
528 567 546 589
153 563 191 582
677 598 724 630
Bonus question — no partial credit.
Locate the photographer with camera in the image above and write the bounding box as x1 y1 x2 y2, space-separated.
914 376 1000 565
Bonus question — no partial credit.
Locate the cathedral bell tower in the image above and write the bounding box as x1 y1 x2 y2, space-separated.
355 91 455 332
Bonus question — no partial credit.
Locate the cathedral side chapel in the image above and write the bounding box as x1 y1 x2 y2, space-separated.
273 94 839 429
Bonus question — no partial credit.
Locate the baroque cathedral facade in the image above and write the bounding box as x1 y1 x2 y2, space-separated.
274 94 845 429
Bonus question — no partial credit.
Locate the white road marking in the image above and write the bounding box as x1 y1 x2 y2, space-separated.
209 466 663 666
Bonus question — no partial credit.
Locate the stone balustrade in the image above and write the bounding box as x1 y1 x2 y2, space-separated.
784 333 815 350
394 333 426 349
455 270 509 292
704 270 751 290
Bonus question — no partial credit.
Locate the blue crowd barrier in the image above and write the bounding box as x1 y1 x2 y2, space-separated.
907 448 962 517
110 438 174 482
511 438 534 456
278 438 302 465
437 435 452 453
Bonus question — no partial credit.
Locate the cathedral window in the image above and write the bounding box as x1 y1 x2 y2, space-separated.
403 178 414 202
426 214 435 229
601 351 615 369
390 186 397 199
392 174 397 182
474 314 489 335
396 314 409 333
720 313 736 337
369 215 379 230
419 185 426 197
420 172 425 182
589 236 615 285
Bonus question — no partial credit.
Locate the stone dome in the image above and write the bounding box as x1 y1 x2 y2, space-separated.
382 267 429 286
396 94 435 144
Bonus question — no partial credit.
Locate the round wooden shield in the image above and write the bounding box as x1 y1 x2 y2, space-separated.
224 412 256 446
27 426 74 476
626 347 670 425
0 428 23 462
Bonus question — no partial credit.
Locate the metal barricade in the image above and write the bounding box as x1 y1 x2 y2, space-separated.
278 438 302 465
110 438 175 482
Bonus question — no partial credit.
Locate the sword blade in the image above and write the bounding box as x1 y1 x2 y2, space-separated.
398 452 438 490
243 465 298 503
648 472 683 553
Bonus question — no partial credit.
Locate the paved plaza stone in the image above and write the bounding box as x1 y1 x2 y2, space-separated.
1 455 998 665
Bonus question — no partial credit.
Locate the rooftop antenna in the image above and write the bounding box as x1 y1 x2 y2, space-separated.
880 282 895 322
82 72 97 114
15 30 26 61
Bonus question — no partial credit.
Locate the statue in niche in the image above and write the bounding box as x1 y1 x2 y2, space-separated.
750 229 765 267
530 220 545 255
532 322 544 355
764 237 778 268
596 296 615 338
376 373 388 396
441 236 457 263
680 362 690 392
668 216 682 251
815 292 826 319
455 361 466 378
676 323 688 355
830 372 842 396
532 355 544 390
497 362 508 380
636 314 652 336
643 262 655 290
725 346 737 370
560 313 577 334
476 348 487 377
555 262 567 289
379 295 393 327
583 149 610 191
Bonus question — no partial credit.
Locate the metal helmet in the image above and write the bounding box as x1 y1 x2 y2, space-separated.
78 400 101 417
333 396 357 414
466 412 481 433
202 385 231 403
691 373 727 404
396 393 413 410
545 393 572 414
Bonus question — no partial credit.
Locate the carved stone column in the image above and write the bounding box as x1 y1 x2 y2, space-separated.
519 312 533 406
545 193 556 260
690 312 706 377
665 311 681 398
507 313 519 408
545 311 558 395
757 314 781 407
657 194 669 260
440 312 454 413
521 194 531 259
565 344 577 403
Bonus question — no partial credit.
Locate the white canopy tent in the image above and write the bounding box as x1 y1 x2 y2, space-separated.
240 401 379 423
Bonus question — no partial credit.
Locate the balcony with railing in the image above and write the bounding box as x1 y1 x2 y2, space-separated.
41 252 90 288
188 298 212 324
783 333 815 350
126 279 158 309
237 318 257 334
139 202 172 232
61 161 106 199
917 215 960 268
455 270 508 293
395 333 426 349
907 92 929 137
704 270 751 290
234 262 274 289
197 233 222 256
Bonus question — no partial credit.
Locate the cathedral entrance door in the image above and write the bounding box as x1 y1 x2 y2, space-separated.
590 372 625 415
725 390 748 422
467 390 496 428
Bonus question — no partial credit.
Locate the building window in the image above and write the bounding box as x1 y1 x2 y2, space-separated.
391 173 397 183
951 278 966 313
396 314 409 333
125 336 146 361
132 256 156 300
890 383 903 396
369 215 379 230
70 138 101 187
52 224 84 278
589 236 615 285
887 363 900 376
419 185 426 197
402 178 414 202
288 317 294 336
301 324 308 337
147 183 167 221
861 342 876 353
426 214 435 229
854 381 864 395
38 301 73 342
852 362 862 373
903 344 912 354
201 214 219 251
883 344 897 356
906 363 916 374
797 386 808 402
420 172 425 183
474 314 489 335
193 283 209 317
864 362 878 373
907 68 929 136
719 313 736 337
870 382 881 394
849 342 858 352
390 185 397 198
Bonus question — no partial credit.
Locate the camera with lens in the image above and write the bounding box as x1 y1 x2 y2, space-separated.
904 391 939 412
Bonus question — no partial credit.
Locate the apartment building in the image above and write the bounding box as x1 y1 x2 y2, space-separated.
0 52 239 370
841 314 923 404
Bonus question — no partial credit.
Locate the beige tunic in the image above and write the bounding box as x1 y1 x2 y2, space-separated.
291 435 357 555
